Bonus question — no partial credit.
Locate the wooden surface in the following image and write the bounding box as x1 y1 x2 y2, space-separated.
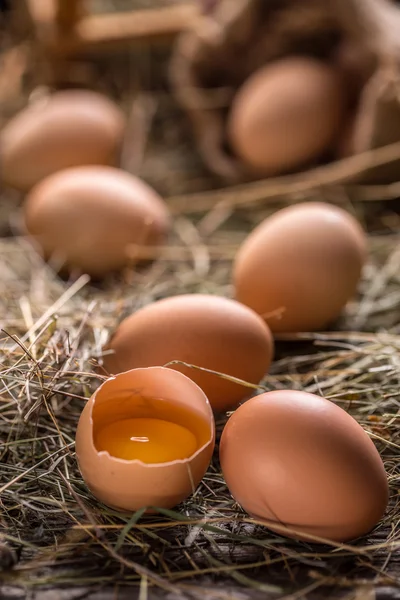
1 585 400 599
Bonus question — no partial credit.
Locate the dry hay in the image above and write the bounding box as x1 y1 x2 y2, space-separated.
1 189 399 600
0 2 400 600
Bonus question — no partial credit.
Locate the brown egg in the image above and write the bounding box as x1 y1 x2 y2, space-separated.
220 390 388 542
0 90 125 191
76 367 215 512
23 166 170 278
103 294 274 413
227 57 345 175
233 202 367 332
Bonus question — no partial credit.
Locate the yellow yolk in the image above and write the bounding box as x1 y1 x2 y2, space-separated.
95 418 198 463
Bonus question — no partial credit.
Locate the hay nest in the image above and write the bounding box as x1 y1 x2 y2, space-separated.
0 1 400 599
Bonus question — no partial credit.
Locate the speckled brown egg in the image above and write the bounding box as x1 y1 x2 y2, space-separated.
233 202 367 332
227 57 345 175
0 90 125 191
102 294 274 413
23 166 170 278
76 367 215 512
220 390 388 542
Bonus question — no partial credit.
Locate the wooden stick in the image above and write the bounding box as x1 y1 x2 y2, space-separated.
78 4 198 44
55 0 83 30
25 0 55 32
37 4 200 56
22 1 200 85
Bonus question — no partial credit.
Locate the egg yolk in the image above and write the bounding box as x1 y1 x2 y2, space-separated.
95 418 198 463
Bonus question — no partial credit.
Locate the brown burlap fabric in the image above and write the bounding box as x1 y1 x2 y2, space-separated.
170 0 400 185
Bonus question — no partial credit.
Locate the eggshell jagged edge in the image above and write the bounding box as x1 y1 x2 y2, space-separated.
75 367 216 511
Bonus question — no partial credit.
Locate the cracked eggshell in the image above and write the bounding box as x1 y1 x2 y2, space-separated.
0 90 125 191
23 166 170 278
220 390 389 542
75 367 215 512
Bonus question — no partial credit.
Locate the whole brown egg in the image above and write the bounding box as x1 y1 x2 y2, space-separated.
23 166 170 278
220 390 388 542
0 90 125 191
102 294 274 413
233 202 367 332
227 57 345 175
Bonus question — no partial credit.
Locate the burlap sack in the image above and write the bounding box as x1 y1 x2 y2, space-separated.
170 0 400 185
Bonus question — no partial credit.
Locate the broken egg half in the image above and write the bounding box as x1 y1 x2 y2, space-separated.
75 367 215 512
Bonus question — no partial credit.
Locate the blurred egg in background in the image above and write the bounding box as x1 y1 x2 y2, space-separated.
228 57 346 176
23 166 170 278
0 90 125 191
